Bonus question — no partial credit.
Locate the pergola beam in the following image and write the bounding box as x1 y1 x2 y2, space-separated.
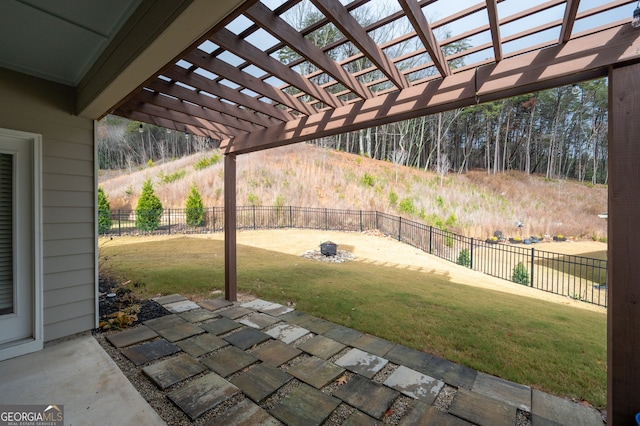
398 0 451 77
221 24 640 155
486 0 503 62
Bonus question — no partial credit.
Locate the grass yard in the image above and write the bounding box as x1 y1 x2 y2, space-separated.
100 235 607 407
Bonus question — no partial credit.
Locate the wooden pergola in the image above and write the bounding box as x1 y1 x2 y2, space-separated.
109 1 640 423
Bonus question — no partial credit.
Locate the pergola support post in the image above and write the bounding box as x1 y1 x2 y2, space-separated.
224 153 237 302
608 63 640 424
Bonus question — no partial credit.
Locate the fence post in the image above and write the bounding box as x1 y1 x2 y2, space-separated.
530 247 535 287
398 217 402 241
168 208 171 235
253 205 256 230
375 211 379 230
470 237 474 269
325 208 329 230
429 226 433 253
289 206 293 228
359 210 363 232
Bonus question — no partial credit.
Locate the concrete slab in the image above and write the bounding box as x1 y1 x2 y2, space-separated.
198 298 233 311
298 335 345 360
352 334 395 358
270 383 341 426
383 365 444 403
297 316 336 334
288 356 345 389
252 339 302 366
155 322 204 342
142 353 206 390
531 389 604 426
424 356 477 390
399 401 473 426
384 345 432 375
179 309 218 323
265 323 310 344
239 313 281 329
143 314 187 331
121 339 180 366
449 388 517 426
152 294 187 305
106 325 158 348
223 328 272 350
335 348 388 379
164 300 200 313
333 375 399 419
0 334 165 425
200 317 242 335
260 303 294 317
473 372 531 411
230 363 292 403
342 410 379 426
277 310 314 324
168 372 239 420
323 324 364 345
240 299 275 310
205 399 279 426
202 346 258 377
176 333 228 357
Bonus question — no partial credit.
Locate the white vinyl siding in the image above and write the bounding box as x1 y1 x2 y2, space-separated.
0 68 96 341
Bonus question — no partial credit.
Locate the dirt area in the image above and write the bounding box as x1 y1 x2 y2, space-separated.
105 230 607 314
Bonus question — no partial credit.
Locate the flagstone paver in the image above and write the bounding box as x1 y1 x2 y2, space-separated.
106 325 158 348
288 356 345 389
399 401 473 426
260 303 294 317
223 327 272 350
352 334 395 358
176 333 228 357
251 339 302 366
298 335 345 360
240 299 275 310
333 375 400 420
230 363 292 403
200 317 242 335
152 294 187 305
164 300 201 313
383 365 444 404
142 353 206 390
297 316 336 334
218 306 253 319
424 356 478 390
198 298 233 311
335 348 388 379
265 323 310 344
179 309 218 323
168 372 239 420
239 313 280 329
384 344 432 374
202 346 258 377
531 389 604 426
472 372 531 411
449 388 518 426
121 339 180 366
205 399 279 426
277 310 314 325
342 410 379 426
143 314 187 332
323 324 364 345
269 383 341 426
155 322 204 342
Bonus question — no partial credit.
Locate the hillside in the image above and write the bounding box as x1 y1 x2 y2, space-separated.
98 143 607 240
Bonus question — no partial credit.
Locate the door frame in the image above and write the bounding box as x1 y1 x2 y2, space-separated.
0 128 43 360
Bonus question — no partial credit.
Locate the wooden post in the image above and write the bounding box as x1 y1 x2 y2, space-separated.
224 153 237 302
608 63 640 424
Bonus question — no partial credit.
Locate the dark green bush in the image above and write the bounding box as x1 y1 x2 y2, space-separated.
185 185 205 227
135 180 163 231
457 248 471 267
512 262 530 285
98 187 112 234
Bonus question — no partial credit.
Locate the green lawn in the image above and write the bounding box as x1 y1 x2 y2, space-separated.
100 236 607 407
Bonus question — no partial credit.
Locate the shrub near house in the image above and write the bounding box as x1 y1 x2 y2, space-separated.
135 180 163 231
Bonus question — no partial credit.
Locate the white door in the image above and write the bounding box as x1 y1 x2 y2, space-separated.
0 129 42 360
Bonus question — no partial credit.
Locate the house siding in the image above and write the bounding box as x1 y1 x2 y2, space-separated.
0 68 96 341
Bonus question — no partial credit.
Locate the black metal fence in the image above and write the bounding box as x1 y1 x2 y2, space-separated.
101 207 608 307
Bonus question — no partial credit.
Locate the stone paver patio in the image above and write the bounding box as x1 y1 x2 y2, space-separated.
103 294 604 425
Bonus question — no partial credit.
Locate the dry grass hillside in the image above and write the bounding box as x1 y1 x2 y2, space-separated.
99 143 607 241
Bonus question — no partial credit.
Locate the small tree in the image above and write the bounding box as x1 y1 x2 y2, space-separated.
457 248 471 267
512 262 530 285
135 180 163 231
185 185 205 227
98 187 112 234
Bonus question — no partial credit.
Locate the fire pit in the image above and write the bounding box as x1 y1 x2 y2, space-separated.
320 241 337 256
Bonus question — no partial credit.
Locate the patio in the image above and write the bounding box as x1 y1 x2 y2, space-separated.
1 293 605 425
